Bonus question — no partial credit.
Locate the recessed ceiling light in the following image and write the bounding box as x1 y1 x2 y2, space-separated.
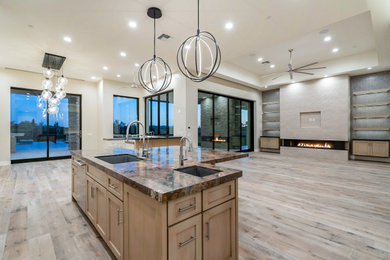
225 22 234 30
332 48 339 53
257 57 263 62
103 66 108 70
116 74 121 78
270 64 275 68
367 67 372 70
264 85 268 88
63 36 72 43
120 52 127 57
128 21 137 29
91 76 96 80
324 36 332 42
135 63 139 67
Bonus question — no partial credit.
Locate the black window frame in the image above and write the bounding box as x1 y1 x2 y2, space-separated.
144 90 174 136
113 94 139 137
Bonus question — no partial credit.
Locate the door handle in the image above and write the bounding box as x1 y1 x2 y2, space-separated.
206 222 210 240
178 203 195 213
91 186 94 198
179 236 195 247
117 209 124 225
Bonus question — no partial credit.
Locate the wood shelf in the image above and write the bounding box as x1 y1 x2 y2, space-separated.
353 102 390 107
353 128 390 131
353 89 390 96
353 115 390 119
263 111 280 114
262 101 280 105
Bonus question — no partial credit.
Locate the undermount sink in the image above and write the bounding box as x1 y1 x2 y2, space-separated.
175 165 221 177
95 154 142 164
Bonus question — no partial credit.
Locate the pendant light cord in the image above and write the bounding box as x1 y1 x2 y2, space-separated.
197 0 200 35
153 11 156 59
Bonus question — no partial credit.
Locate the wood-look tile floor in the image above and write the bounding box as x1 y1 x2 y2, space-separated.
0 153 389 260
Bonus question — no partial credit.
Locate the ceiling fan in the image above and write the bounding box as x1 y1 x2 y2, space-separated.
272 49 326 81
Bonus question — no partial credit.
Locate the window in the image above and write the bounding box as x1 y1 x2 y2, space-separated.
145 91 174 136
198 91 254 152
10 87 81 162
113 95 139 137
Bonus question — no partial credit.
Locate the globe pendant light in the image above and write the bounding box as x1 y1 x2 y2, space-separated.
138 7 172 94
177 0 221 82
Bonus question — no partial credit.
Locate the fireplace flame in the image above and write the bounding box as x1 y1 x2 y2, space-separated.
297 142 333 149
213 136 226 143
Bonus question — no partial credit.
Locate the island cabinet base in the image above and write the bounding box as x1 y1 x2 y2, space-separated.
123 181 238 260
75 161 239 260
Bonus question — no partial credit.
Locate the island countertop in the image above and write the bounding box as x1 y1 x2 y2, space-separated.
71 146 247 202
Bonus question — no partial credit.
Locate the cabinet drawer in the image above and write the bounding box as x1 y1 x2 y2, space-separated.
168 193 201 226
203 181 235 211
168 214 202 260
87 164 108 187
108 175 123 200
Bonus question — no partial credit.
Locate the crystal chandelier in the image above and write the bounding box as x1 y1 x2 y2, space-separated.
138 7 172 94
39 68 68 115
177 0 221 82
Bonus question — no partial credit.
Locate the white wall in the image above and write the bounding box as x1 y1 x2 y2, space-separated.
280 75 350 141
0 67 100 165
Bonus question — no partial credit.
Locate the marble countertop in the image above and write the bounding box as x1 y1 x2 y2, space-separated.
71 146 247 202
103 136 182 141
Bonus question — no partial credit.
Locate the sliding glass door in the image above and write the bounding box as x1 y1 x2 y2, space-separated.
198 91 254 152
10 87 81 162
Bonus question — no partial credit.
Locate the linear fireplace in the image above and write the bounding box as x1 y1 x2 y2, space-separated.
283 139 347 150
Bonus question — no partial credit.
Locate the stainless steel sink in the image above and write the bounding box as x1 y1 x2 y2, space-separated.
95 154 142 164
175 165 221 177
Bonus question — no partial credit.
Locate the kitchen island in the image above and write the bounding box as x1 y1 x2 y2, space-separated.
71 146 247 260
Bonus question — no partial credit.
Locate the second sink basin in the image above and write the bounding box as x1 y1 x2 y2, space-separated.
175 165 221 177
95 154 142 164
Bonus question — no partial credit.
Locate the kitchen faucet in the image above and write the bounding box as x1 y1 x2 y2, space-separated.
179 136 194 166
126 120 149 158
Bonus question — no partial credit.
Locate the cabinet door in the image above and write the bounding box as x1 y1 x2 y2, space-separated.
203 199 236 260
71 165 77 200
168 214 202 260
86 176 97 223
353 140 371 156
372 141 390 157
95 182 108 240
107 191 124 260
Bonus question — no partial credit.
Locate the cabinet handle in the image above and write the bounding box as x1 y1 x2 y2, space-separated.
206 222 210 240
91 186 94 198
109 184 118 189
178 203 195 213
117 209 124 225
179 236 195 247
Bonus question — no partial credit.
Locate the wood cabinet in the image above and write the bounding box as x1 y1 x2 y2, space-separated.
86 176 97 223
168 214 202 260
107 191 124 260
203 200 236 260
352 140 389 157
260 137 280 150
71 164 77 199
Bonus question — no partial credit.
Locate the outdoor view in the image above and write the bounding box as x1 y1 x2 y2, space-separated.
10 88 81 161
113 95 139 137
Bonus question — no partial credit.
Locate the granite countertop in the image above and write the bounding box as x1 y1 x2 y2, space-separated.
103 136 182 141
71 146 247 202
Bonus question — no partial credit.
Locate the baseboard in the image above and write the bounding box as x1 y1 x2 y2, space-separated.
0 161 11 166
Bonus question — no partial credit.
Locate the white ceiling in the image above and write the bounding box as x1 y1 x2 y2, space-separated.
0 0 389 89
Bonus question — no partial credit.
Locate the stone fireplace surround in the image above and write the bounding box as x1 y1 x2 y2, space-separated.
279 76 350 161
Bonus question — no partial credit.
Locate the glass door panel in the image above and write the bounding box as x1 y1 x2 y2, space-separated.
48 94 81 157
159 94 167 135
10 88 47 160
168 91 174 135
213 95 228 150
198 92 213 148
241 101 252 151
228 99 241 151
151 96 159 134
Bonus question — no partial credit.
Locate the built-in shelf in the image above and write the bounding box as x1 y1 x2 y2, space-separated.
353 128 390 131
263 111 280 114
353 102 390 107
353 115 390 119
262 101 280 105
353 89 390 96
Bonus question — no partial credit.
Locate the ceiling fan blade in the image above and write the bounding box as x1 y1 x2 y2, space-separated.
293 71 314 75
289 72 293 80
296 67 327 71
272 75 283 81
294 62 319 70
